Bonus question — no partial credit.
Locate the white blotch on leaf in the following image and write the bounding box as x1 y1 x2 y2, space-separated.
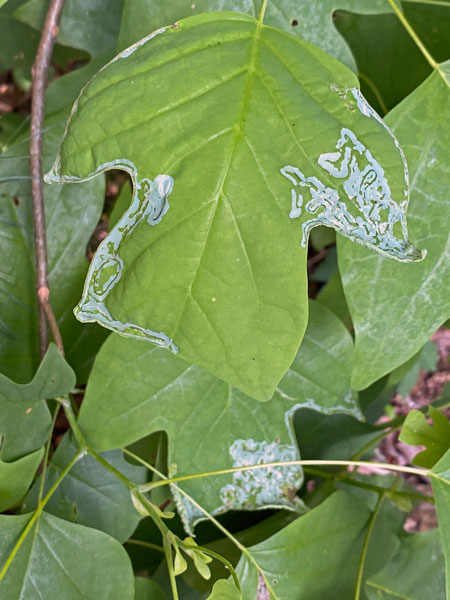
281 87 424 263
219 439 302 510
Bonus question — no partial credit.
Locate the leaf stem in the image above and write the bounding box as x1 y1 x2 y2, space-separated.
386 0 437 69
354 489 386 600
0 448 82 582
164 535 180 600
30 0 65 358
37 402 60 504
258 0 269 24
138 459 429 492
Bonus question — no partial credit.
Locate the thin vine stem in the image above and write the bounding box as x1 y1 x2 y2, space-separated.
138 459 430 492
386 0 438 68
30 0 65 358
0 448 82 583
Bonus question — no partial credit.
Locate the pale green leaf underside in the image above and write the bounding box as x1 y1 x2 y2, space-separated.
47 13 420 400
339 61 450 390
79 300 359 532
0 512 134 599
116 0 394 71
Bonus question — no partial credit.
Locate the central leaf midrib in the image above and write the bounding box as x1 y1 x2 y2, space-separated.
169 19 265 367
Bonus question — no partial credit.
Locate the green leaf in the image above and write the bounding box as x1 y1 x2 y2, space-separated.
206 579 241 600
235 491 373 599
0 448 44 512
0 344 74 461
24 433 148 542
394 341 438 397
116 0 394 70
338 61 450 390
0 119 106 383
0 512 134 599
46 13 420 400
134 577 166 600
431 449 450 598
399 406 450 468
14 0 124 57
79 300 358 532
366 530 446 600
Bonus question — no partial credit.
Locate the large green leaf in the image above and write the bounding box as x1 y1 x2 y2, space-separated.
431 449 450 598
79 300 358 532
14 0 124 57
366 529 446 600
24 433 147 542
0 512 134 599
206 579 241 600
46 12 420 400
235 491 373 599
338 61 450 390
0 448 43 512
0 119 106 383
0 344 74 461
116 0 393 70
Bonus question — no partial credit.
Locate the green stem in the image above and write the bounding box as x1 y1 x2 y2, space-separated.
258 0 269 24
37 402 60 504
386 0 437 68
354 490 386 600
164 535 179 600
126 539 165 554
0 448 82 582
57 396 86 449
123 449 278 599
303 466 434 504
138 459 429 492
193 545 241 591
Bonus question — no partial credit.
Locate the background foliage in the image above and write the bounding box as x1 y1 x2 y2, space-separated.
0 0 449 598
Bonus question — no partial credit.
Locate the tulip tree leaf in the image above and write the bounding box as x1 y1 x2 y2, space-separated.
366 530 446 600
235 491 373 598
79 300 358 532
0 344 75 462
0 119 106 383
0 448 44 512
338 61 450 390
47 13 420 400
431 449 450 598
0 512 135 599
24 433 148 543
116 0 394 71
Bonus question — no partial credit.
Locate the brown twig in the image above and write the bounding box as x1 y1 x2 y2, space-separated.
30 0 65 358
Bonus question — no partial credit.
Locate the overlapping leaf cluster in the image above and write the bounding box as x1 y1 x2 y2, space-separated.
0 0 449 598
